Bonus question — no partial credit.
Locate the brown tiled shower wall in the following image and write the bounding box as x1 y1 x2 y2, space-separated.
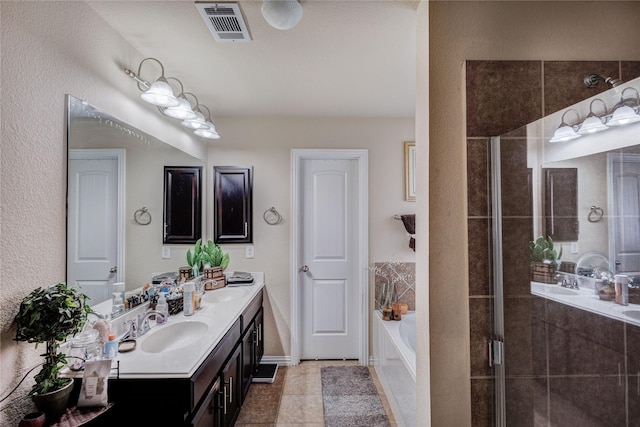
467 61 640 426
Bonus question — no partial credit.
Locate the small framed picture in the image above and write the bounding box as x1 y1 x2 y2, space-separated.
404 141 416 201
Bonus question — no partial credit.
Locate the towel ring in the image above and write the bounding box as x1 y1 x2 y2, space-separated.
263 207 283 225
134 207 152 225
588 205 604 223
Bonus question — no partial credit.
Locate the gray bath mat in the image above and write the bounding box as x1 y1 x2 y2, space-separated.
320 365 391 427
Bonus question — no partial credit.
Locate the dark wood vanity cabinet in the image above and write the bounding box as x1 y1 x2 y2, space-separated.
105 288 264 427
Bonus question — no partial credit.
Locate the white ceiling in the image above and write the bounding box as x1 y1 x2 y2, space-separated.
88 0 418 119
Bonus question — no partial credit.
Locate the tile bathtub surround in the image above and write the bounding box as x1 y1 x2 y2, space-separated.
373 262 416 311
235 360 397 426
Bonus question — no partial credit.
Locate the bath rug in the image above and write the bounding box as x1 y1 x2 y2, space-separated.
320 365 391 427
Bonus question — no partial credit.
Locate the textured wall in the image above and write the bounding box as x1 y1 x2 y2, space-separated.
0 2 203 423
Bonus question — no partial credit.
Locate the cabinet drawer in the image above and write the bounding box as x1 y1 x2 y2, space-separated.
241 289 263 331
192 318 241 411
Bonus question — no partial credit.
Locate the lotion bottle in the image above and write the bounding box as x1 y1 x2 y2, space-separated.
156 292 169 324
183 282 195 316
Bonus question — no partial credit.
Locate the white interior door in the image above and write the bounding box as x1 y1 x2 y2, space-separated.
609 153 640 273
67 149 124 305
291 149 368 362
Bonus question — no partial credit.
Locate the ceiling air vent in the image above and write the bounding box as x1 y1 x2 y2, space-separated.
195 2 251 42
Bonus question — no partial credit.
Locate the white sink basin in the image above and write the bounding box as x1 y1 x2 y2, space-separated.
531 282 581 296
141 321 208 353
202 287 249 303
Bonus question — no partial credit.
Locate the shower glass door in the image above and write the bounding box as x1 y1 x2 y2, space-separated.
491 76 640 426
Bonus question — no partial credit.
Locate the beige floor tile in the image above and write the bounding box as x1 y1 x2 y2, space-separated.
276 395 325 424
282 372 322 395
275 423 324 427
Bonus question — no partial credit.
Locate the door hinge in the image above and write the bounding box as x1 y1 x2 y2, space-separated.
489 339 504 367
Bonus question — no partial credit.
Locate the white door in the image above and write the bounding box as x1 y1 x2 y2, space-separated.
609 153 640 273
292 150 368 362
67 150 123 305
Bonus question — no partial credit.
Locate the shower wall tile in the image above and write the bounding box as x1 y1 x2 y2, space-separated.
549 377 625 427
466 61 542 137
543 61 619 115
546 303 624 376
503 297 537 377
471 378 494 427
621 61 640 82
505 377 547 427
469 297 493 377
467 138 491 217
499 137 531 218
468 218 491 296
500 218 533 297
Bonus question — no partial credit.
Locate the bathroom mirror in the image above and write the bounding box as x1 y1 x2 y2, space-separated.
528 76 640 275
66 95 205 311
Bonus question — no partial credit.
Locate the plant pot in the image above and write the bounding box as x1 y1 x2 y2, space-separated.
18 411 46 427
531 262 557 284
31 379 74 423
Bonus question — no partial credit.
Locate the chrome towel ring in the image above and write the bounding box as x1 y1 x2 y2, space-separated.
263 207 283 225
588 205 604 223
134 207 152 225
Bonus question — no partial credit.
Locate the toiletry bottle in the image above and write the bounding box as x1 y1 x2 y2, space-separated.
183 282 195 316
104 333 118 359
156 292 169 324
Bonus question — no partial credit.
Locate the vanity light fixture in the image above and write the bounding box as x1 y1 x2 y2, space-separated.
607 87 640 126
550 109 582 143
193 105 220 139
124 58 221 139
161 78 197 120
130 58 180 108
577 98 609 135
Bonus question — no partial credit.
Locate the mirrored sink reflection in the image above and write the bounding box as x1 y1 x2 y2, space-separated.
202 287 250 303
141 321 208 353
531 282 581 296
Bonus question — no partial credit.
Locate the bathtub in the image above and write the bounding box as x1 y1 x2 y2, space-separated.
373 310 416 426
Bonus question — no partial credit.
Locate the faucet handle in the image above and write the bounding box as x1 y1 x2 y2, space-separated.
125 317 138 338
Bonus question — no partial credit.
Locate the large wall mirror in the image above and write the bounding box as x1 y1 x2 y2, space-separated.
66 95 205 310
527 76 640 276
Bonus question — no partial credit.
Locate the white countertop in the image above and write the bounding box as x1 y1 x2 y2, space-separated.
530 280 640 327
62 273 264 380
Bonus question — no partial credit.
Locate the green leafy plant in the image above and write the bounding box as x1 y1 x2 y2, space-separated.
14 282 92 395
529 236 562 267
187 239 230 273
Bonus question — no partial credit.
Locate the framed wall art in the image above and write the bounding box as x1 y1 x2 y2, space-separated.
404 141 416 201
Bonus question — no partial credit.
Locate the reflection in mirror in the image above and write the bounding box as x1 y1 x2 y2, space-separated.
66 95 205 313
526 76 640 277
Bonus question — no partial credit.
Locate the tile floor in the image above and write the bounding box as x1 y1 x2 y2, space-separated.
235 360 397 427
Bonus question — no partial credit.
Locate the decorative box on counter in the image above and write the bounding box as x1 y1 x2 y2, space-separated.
166 294 184 315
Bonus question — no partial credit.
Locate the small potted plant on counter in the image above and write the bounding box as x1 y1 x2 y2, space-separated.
14 282 92 422
186 238 230 277
529 236 562 284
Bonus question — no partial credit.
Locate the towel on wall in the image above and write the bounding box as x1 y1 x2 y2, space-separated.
400 214 416 251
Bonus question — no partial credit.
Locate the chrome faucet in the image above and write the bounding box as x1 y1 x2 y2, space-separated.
137 310 166 336
560 275 579 289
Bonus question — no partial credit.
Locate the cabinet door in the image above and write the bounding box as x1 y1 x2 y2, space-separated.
213 166 253 243
190 377 221 427
241 321 256 401
164 166 202 244
221 344 242 427
543 168 578 241
254 308 264 371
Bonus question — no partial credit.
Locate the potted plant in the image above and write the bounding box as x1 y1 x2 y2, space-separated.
14 282 92 422
186 238 230 276
529 236 562 283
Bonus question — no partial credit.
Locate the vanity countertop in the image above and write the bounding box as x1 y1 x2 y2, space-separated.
62 272 264 380
531 280 640 328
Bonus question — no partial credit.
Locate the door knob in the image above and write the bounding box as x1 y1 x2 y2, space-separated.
110 266 118 273
301 265 309 272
